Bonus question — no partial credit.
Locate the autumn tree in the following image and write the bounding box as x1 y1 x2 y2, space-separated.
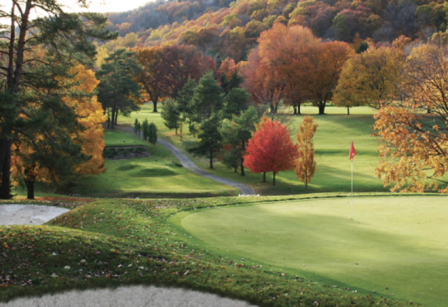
242 47 284 114
254 23 353 115
243 118 299 185
0 0 116 199
96 49 142 129
374 44 448 193
333 46 405 113
295 116 318 193
135 45 215 113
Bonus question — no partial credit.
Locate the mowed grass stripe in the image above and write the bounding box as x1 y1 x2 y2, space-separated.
180 196 448 306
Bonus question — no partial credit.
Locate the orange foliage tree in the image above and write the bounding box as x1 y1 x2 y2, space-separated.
135 44 215 113
248 23 353 115
11 65 106 199
243 118 299 185
295 116 318 193
374 44 448 193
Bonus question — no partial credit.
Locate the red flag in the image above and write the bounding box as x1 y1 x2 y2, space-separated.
349 141 356 160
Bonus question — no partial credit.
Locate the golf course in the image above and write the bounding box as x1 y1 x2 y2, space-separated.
3 105 447 307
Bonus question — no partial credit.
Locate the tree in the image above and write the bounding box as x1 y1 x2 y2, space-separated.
134 119 141 136
177 79 200 135
135 45 215 113
148 123 158 146
243 118 299 185
190 114 223 169
221 88 251 120
0 0 116 199
295 116 318 193
219 107 258 176
161 99 182 135
191 71 224 122
255 23 353 115
96 49 142 129
142 119 149 141
11 64 106 199
373 44 448 193
333 46 405 113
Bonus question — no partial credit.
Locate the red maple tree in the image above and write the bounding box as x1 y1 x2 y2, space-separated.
243 119 299 185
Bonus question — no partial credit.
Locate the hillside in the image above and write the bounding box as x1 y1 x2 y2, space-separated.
100 0 447 62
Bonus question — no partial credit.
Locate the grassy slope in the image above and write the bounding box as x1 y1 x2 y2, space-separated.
180 195 448 306
118 104 386 195
72 129 237 198
0 196 413 307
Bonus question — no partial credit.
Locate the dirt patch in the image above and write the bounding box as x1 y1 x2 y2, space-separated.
103 146 150 160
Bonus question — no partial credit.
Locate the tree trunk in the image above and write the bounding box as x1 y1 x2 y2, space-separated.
114 109 119 125
427 108 431 114
209 147 213 169
240 140 245 176
273 172 276 185
153 100 158 113
293 106 297 115
347 106 350 115
0 139 12 199
234 163 238 173
25 179 35 199
305 181 308 194
297 103 301 115
318 103 326 115
111 106 116 129
263 172 266 183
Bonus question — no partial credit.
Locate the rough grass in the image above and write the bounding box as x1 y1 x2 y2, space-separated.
72 129 237 198
0 195 416 306
180 195 448 306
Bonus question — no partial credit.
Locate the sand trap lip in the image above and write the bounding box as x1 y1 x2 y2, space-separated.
0 285 258 307
0 204 70 225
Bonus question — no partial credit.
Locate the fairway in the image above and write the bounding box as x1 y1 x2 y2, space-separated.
179 196 448 306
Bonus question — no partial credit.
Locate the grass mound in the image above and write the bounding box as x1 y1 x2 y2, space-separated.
0 196 416 306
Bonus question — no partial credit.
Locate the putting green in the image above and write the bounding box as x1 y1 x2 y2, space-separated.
180 196 448 306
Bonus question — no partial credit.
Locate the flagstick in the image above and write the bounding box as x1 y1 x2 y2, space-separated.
351 158 353 220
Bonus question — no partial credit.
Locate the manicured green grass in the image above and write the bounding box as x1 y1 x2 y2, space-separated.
0 196 412 306
73 129 237 198
179 195 448 306
119 104 387 195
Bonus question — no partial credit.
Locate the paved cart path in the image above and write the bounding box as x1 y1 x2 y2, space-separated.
157 139 256 196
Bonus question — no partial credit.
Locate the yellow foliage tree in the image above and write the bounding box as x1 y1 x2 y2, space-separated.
374 44 448 193
295 116 318 193
333 46 405 113
11 64 106 199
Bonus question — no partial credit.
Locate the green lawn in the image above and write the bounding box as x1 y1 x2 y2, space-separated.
0 195 411 307
72 129 237 198
119 104 387 195
178 196 448 306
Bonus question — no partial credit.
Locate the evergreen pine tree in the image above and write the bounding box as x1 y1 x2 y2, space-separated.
191 71 224 122
161 99 181 134
190 114 223 169
142 119 149 141
134 119 140 135
148 123 158 146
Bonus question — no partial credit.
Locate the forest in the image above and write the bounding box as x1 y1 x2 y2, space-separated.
99 0 448 62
